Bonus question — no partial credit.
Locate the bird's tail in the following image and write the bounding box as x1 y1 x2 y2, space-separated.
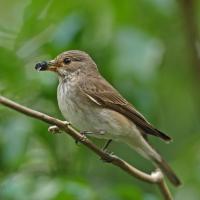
125 136 181 187
152 156 181 187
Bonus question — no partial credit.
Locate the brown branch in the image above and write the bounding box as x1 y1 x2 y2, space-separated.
0 95 173 200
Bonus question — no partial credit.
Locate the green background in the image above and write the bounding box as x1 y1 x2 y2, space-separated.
0 0 200 199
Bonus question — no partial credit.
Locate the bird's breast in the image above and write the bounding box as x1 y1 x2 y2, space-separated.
57 81 80 120
57 80 136 140
57 80 97 132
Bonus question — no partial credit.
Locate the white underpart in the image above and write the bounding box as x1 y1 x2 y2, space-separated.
57 74 161 162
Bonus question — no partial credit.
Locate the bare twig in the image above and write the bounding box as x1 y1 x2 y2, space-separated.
0 95 173 200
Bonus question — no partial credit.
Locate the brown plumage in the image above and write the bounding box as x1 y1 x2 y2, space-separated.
35 50 181 186
79 74 171 142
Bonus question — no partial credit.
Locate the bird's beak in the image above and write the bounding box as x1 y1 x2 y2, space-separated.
46 60 57 72
35 59 57 72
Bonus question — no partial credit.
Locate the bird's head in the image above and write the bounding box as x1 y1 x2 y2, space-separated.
35 50 97 78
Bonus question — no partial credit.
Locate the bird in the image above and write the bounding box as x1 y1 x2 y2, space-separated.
35 50 181 186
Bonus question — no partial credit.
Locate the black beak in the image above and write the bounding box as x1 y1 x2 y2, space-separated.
35 61 48 71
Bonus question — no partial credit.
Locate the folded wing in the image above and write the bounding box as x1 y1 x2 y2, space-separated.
79 75 171 142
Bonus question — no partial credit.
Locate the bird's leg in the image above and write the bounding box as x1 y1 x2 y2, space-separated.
76 130 105 144
79 130 105 136
102 139 112 151
100 139 114 163
48 121 70 134
75 131 93 144
79 130 94 135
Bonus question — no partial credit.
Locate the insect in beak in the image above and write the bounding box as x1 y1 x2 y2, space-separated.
35 60 57 72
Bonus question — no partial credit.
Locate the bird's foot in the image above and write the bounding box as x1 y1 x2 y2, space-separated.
75 131 91 144
75 131 89 144
100 151 116 163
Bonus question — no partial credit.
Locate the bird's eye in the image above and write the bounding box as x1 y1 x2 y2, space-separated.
63 58 71 64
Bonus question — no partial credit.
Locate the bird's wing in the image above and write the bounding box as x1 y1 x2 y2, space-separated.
79 75 171 142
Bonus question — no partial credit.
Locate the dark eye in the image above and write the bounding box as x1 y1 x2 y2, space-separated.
63 57 71 64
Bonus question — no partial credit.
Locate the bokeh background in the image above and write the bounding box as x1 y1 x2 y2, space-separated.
0 0 200 199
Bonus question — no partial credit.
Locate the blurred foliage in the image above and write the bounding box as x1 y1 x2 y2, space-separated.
0 0 200 199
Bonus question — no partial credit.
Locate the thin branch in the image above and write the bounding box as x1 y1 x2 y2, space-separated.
0 95 173 200
159 178 173 200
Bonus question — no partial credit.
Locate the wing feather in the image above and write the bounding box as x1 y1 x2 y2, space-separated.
79 75 171 142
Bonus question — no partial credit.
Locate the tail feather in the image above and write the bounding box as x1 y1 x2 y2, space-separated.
153 157 181 187
155 128 172 142
125 132 181 186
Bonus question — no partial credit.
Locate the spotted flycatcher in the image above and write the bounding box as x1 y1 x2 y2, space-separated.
35 50 181 186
